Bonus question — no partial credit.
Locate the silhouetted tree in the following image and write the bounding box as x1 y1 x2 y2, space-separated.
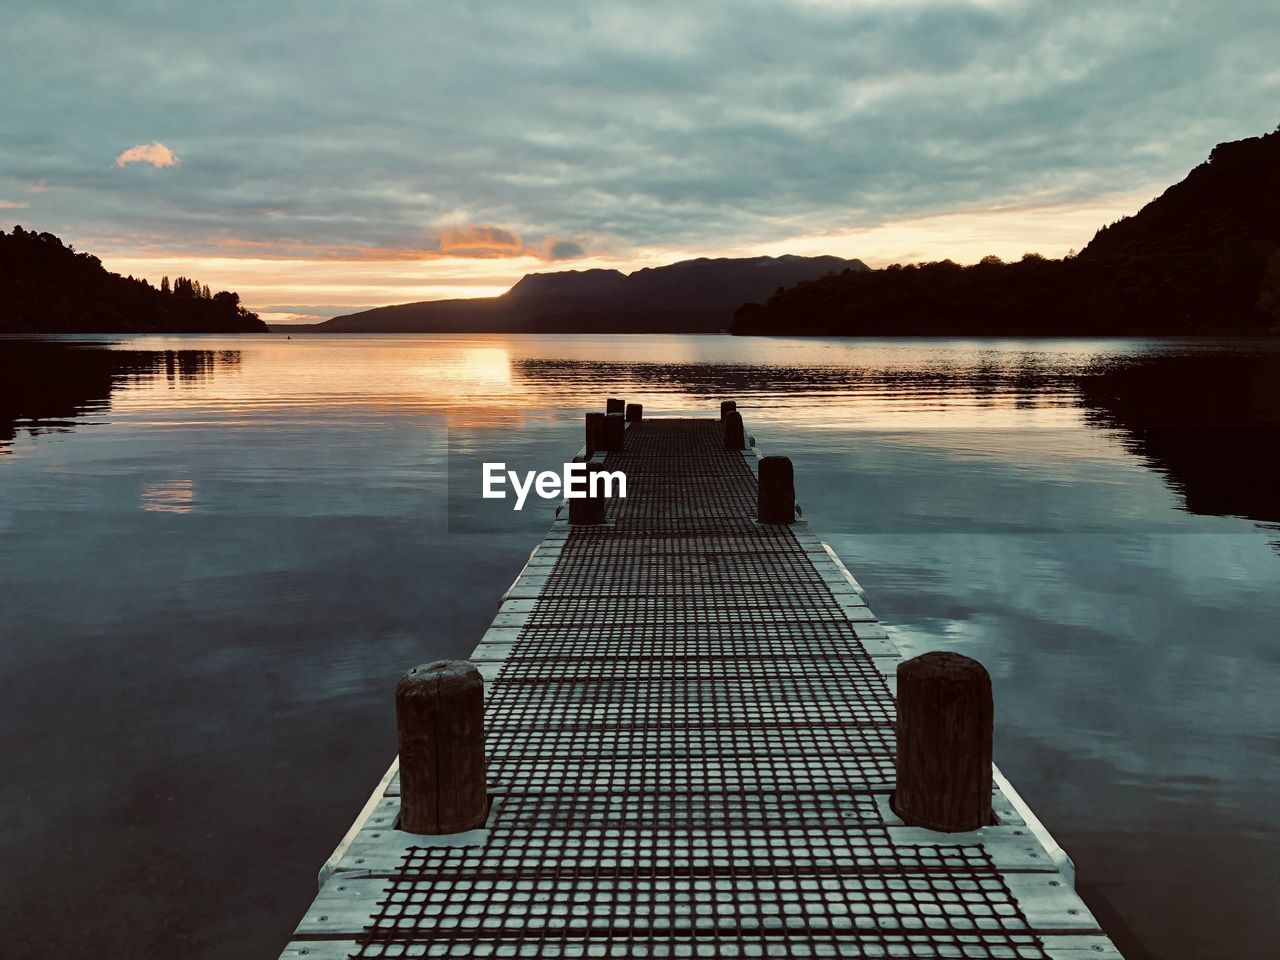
0 227 266 333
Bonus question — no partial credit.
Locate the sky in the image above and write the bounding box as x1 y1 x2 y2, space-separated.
2 1 1278 323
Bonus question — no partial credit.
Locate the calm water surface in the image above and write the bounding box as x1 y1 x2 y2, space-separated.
1 334 1278 959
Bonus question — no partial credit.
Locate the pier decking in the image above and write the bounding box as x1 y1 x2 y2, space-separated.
281 413 1121 959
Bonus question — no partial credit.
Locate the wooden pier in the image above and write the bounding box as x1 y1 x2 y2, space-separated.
281 409 1122 959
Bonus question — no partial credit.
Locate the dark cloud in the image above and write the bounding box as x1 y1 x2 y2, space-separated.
2 1 1277 258
543 239 585 261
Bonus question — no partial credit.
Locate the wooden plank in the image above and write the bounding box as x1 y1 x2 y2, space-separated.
887 824 1067 872
326 796 491 874
1006 872 1105 932
995 765 1076 883
280 943 364 960
468 640 514 661
1042 937 1127 958
283 938 1124 960
317 760 398 887
293 877 388 937
290 873 1105 941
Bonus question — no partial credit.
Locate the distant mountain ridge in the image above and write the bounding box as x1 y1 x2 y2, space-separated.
733 125 1280 336
0 226 266 334
305 255 867 333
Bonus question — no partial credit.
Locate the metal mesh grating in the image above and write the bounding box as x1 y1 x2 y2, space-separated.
343 418 1047 960
352 850 1046 958
392 839 1000 880
525 594 848 627
493 792 886 829
536 580 835 603
605 459 751 478
485 724 895 759
594 517 787 536
493 657 888 686
546 552 826 572
498 621 876 660
500 638 871 661
484 754 896 795
483 679 895 728
391 825 973 876
351 931 1047 959
606 485 756 523
606 419 742 457
541 557 834 597
558 532 808 557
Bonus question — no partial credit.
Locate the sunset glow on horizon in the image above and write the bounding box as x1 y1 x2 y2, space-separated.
93 184 1165 323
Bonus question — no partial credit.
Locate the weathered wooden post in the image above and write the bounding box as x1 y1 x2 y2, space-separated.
606 397 625 415
585 412 605 457
723 410 745 450
720 400 737 420
893 651 993 832
757 456 795 524
603 411 626 452
625 403 643 423
396 660 487 834
569 462 607 525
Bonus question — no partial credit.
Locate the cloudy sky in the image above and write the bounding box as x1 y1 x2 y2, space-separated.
3 1 1277 322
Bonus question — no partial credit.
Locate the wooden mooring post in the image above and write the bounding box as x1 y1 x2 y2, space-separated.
723 409 745 450
395 660 488 835
757 455 795 524
720 399 737 419
626 403 643 422
603 411 625 452
584 411 605 457
606 397 625 415
569 463 607 525
893 651 994 832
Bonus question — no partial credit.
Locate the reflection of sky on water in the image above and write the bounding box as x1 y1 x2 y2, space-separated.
0 333 1277 959
140 479 196 513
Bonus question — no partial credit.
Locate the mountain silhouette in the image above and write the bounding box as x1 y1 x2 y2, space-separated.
0 227 266 333
733 125 1280 336
304 255 866 333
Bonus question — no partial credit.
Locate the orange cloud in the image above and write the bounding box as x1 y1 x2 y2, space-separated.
437 223 525 258
0 200 29 209
434 224 588 261
114 142 180 169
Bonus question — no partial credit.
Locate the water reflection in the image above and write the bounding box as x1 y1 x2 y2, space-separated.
1078 349 1280 525
0 338 240 453
514 344 1280 534
140 479 197 513
1 334 1277 960
511 355 1080 406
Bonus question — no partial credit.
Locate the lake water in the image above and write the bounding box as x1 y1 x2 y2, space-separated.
1 334 1277 960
